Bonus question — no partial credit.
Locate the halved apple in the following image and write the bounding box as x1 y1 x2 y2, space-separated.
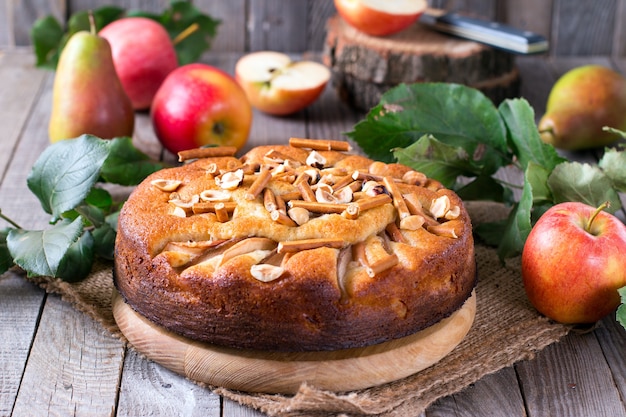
235 51 331 116
334 0 427 36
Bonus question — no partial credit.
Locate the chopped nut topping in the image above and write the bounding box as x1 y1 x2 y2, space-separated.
192 201 237 215
151 179 182 192
427 223 459 238
250 264 285 282
402 170 427 186
368 161 388 176
386 222 406 243
287 207 310 225
429 195 451 219
199 189 231 202
366 253 399 277
171 206 187 218
169 193 200 209
383 176 410 220
306 150 326 169
214 202 230 222
400 215 426 230
216 169 244 190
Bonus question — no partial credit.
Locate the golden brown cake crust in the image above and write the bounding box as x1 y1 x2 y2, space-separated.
114 140 476 352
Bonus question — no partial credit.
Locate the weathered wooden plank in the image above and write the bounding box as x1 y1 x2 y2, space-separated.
195 0 246 53
116 349 222 417
614 0 626 57
9 0 65 47
0 51 47 179
426 367 526 416
248 0 309 52
515 331 626 417
0 72 57 229
12 294 125 417
0 273 45 417
223 399 268 417
308 0 337 52
515 55 558 118
551 0 616 56
499 0 553 45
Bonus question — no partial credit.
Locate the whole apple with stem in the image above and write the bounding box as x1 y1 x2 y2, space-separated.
235 51 330 116
151 63 252 154
521 201 626 324
334 0 427 36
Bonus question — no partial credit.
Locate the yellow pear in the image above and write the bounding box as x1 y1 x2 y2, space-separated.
538 65 626 150
48 22 134 143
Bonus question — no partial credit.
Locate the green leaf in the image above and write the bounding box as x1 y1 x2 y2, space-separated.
0 228 13 274
497 165 535 260
55 230 95 282
547 162 622 212
155 1 221 65
617 286 626 331
455 174 511 203
30 15 65 70
92 222 116 260
100 137 169 185
599 147 626 192
6 217 84 278
348 83 510 171
499 98 566 171
393 135 475 188
30 6 125 69
27 135 112 221
525 161 553 204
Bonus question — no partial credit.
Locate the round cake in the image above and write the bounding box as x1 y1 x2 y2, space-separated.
114 138 476 352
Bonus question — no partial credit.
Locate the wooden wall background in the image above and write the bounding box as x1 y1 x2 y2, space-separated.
1 0 625 57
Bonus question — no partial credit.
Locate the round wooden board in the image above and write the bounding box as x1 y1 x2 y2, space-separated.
112 290 476 394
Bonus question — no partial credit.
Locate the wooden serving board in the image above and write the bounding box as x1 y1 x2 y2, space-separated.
112 290 476 394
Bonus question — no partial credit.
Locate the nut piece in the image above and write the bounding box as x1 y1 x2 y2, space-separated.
250 264 285 282
402 170 427 186
216 169 244 190
200 189 231 202
151 179 182 192
287 207 310 225
306 150 326 169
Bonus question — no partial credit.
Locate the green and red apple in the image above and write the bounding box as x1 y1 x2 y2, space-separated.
235 51 330 116
521 202 626 324
100 17 178 110
151 63 252 154
334 0 427 36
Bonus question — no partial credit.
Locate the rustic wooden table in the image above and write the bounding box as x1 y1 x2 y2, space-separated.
1 48 625 417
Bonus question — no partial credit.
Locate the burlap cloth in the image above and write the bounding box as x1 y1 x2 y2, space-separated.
31 201 571 416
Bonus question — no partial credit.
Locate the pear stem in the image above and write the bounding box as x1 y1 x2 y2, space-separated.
586 201 610 233
0 209 22 229
173 23 199 46
88 10 96 35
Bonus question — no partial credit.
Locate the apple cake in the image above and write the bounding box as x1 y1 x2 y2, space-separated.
114 138 476 351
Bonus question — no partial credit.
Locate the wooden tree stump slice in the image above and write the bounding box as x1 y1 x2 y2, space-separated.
323 15 521 111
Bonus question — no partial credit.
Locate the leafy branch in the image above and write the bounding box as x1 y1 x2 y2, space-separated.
30 0 221 70
346 83 626 260
0 135 168 282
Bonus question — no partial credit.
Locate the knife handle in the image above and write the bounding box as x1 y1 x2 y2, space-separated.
420 10 549 55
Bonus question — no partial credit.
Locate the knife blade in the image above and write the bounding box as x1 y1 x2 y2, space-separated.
419 9 549 55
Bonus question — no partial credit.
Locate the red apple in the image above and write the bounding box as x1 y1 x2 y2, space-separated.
100 17 178 110
334 0 427 36
235 51 330 116
521 202 626 324
151 63 252 154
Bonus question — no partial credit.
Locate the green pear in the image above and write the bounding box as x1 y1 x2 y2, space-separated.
48 24 134 143
538 65 626 150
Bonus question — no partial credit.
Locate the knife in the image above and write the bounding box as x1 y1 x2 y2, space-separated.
419 9 549 55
